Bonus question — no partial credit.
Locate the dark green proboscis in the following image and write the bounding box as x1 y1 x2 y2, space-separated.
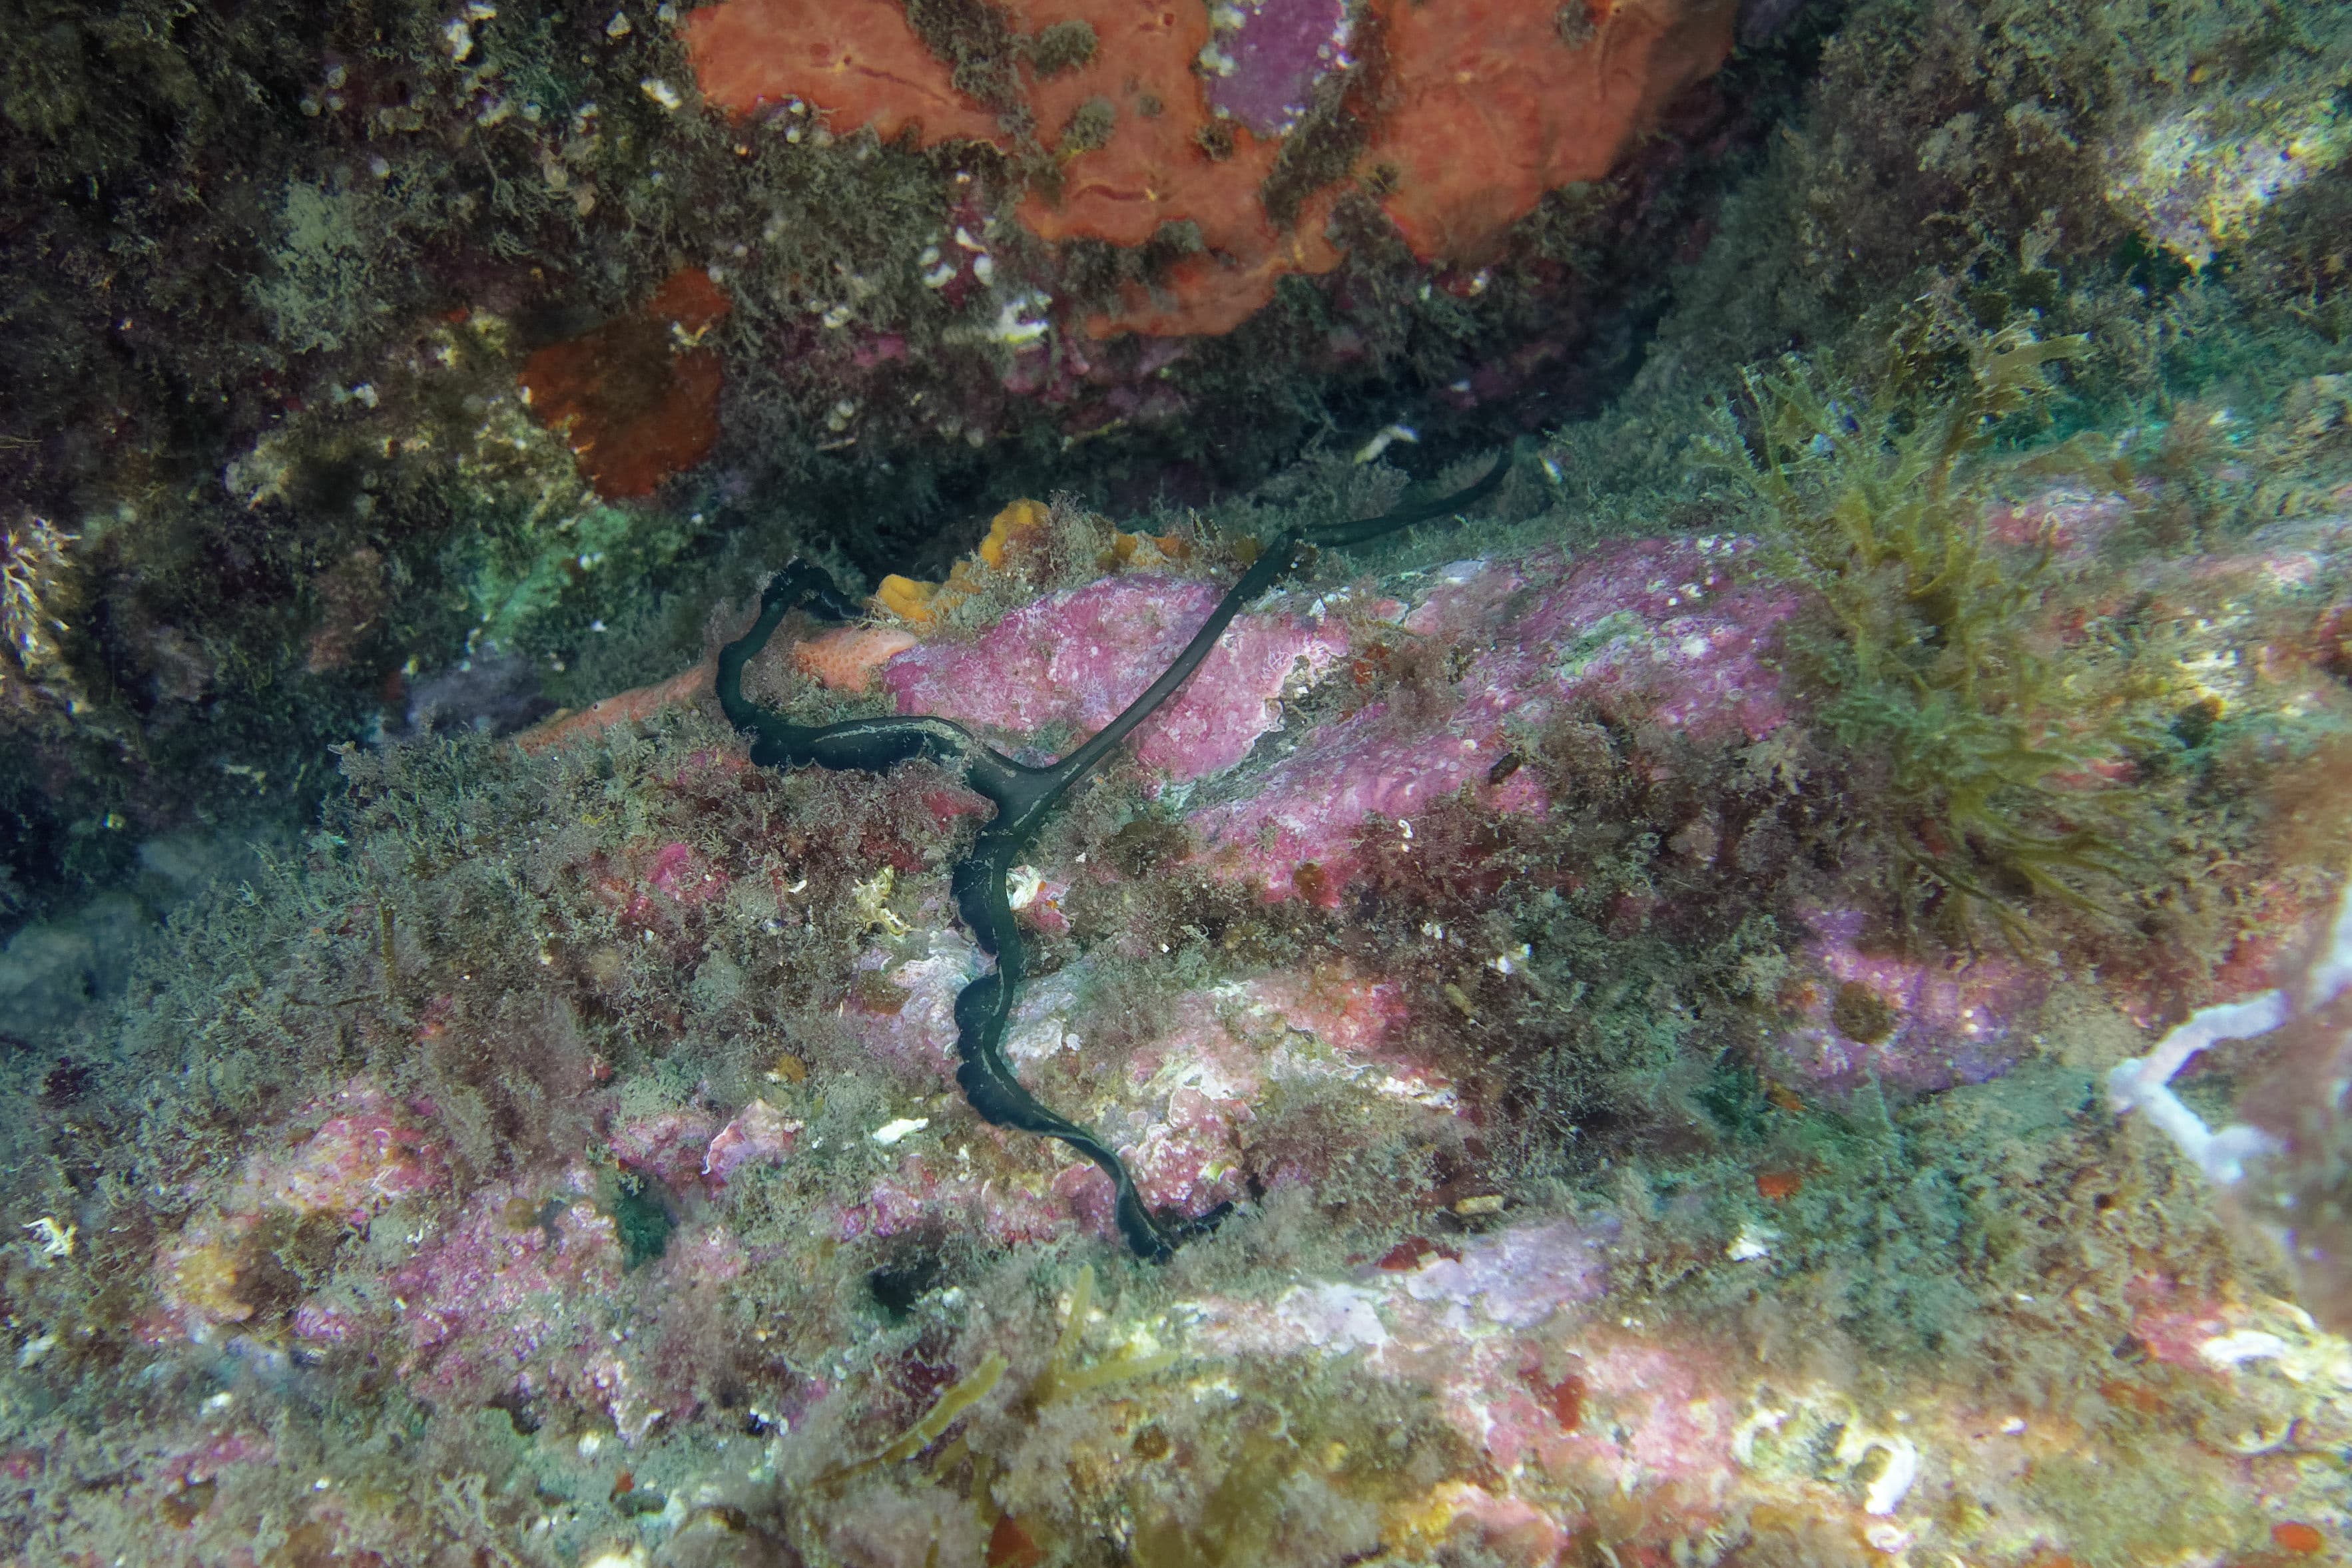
717 451 1512 1258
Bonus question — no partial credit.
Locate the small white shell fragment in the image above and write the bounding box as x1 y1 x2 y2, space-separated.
1831 1426 1920 1516
640 77 682 110
1863 1437 1917 1515
872 1117 930 1146
2198 1330 2288 1368
1352 423 1419 464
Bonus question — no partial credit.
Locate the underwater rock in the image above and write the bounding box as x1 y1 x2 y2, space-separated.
152 1082 443 1340
879 574 1353 781
1187 536 1796 900
1771 903 2051 1095
41 451 2352 1565
399 651 559 739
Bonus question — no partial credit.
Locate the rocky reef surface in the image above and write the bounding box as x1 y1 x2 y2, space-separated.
2 395 2349 1562
1 0 2351 1563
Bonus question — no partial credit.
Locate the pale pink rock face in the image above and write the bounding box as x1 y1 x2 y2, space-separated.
219 1081 441 1222
830 950 1444 1246
1111 968 1432 1216
386 1171 713 1439
643 838 729 906
392 1176 625 1392
841 933 982 1078
872 538 1793 907
1189 538 1798 898
1177 1215 1779 1550
1396 1218 1616 1330
882 575 1352 780
608 1107 718 1191
702 1097 802 1186
1189 1217 1628 1475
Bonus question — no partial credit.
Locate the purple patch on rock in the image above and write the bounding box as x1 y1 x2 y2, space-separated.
1201 0 1354 138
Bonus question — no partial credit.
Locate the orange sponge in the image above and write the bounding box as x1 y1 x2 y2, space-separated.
517 268 734 499
683 0 1010 146
679 0 1737 335
873 499 1051 626
1016 0 1341 337
792 625 921 691
1362 0 1740 266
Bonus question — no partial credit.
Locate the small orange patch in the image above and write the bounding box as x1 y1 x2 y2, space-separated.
1377 1236 1460 1271
792 625 920 692
976 498 1049 569
1540 1373 1586 1431
1109 527 1191 569
1754 1169 1803 1201
513 658 717 754
986 1515 1043 1568
873 573 946 624
2273 1521 2326 1555
2098 1377 2166 1414
684 0 1012 145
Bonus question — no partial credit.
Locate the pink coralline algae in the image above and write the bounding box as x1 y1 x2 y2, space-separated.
390 1175 626 1394
387 1171 748 1441
615 1096 801 1194
878 535 1793 902
1169 1213 1831 1556
842 931 982 1078
1772 903 2053 1094
154 1081 442 1337
585 836 734 937
246 1083 443 1222
702 1097 803 1185
1190 1214 1686 1485
1201 0 1356 138
880 575 1352 780
609 1107 719 1190
834 948 1448 1245
1189 536 1797 898
1395 1216 1617 1329
1114 967 1438 1214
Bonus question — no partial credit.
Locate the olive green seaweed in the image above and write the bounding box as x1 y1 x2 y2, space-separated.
1715 320 2169 935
